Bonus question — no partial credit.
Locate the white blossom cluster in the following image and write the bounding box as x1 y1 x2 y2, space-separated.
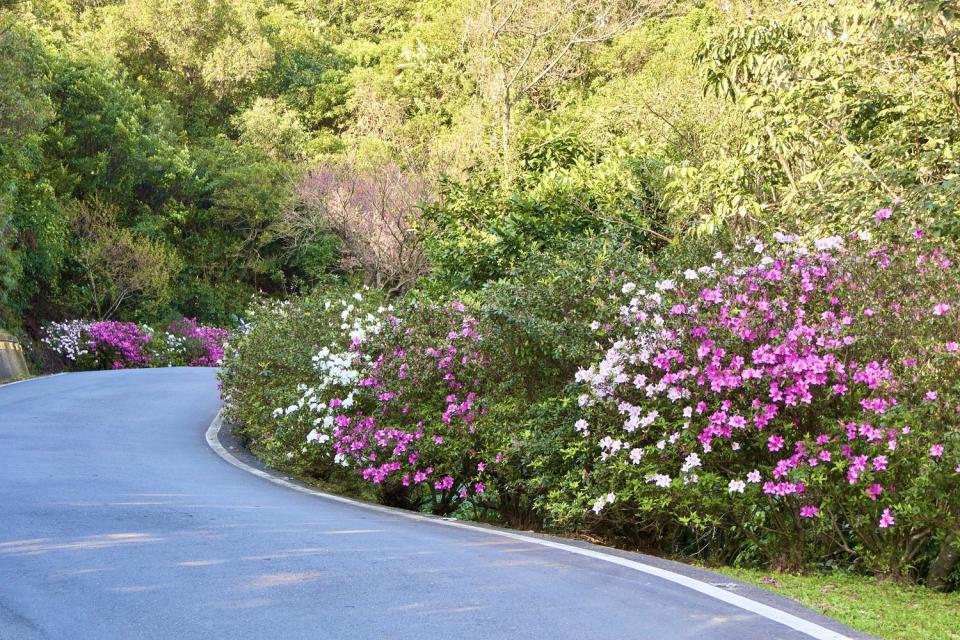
269 292 391 457
42 320 91 362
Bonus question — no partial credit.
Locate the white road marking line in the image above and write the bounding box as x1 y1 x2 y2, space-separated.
205 409 855 640
0 372 67 389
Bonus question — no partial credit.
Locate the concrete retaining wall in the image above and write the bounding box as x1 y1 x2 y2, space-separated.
0 332 29 382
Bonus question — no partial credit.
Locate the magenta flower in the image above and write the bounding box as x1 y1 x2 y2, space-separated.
879 508 895 529
933 303 951 316
700 288 723 304
799 505 820 518
930 444 944 458
767 435 785 452
874 208 892 221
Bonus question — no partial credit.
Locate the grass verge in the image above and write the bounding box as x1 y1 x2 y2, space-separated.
713 567 960 640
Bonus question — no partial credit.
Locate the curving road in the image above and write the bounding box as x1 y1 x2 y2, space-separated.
0 369 868 640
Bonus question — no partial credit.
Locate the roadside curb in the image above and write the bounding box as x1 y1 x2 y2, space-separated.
205 409 874 640
0 372 67 389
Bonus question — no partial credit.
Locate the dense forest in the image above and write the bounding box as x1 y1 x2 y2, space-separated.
2 0 957 335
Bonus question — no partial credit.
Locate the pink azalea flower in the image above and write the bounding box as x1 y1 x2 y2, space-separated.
879 508 895 529
800 505 820 518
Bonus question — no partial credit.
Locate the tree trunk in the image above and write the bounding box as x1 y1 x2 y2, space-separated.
499 64 512 187
927 529 959 591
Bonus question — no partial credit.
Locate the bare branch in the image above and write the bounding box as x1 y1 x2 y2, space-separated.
280 162 435 294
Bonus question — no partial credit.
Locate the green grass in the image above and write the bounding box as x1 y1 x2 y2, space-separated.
714 567 960 640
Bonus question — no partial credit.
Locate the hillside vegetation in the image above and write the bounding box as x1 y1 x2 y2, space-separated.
3 0 957 329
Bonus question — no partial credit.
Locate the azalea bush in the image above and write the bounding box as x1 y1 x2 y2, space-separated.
279 299 491 514
226 293 492 513
44 318 227 370
163 317 229 366
218 212 960 589
566 216 960 580
218 289 388 481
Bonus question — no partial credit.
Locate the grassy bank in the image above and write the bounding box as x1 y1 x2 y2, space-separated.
714 567 960 640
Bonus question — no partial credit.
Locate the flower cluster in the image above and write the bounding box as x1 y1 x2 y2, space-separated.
45 318 227 370
575 219 959 566
288 299 491 513
42 320 90 362
86 321 152 369
166 318 229 366
278 294 387 449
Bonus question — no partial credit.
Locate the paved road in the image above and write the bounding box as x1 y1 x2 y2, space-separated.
0 369 864 640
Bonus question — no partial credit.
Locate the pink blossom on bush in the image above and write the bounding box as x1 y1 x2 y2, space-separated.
323 301 491 513
800 505 820 518
87 321 152 369
166 317 229 366
574 223 960 570
879 508 896 528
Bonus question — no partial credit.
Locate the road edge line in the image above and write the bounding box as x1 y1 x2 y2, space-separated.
205 408 857 640
0 372 67 389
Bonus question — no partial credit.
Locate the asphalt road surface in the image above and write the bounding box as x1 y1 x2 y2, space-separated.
0 369 868 640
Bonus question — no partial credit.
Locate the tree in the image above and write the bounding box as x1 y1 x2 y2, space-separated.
233 97 308 161
282 161 433 294
68 198 181 319
677 0 960 237
94 0 274 123
465 0 667 179
0 13 63 320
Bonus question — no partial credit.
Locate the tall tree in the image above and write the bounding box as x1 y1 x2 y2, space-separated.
465 0 667 180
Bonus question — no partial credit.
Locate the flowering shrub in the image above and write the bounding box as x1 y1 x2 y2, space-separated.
570 221 960 576
42 320 91 365
87 321 152 368
472 237 656 528
164 318 229 366
44 318 227 370
218 215 960 587
329 301 490 513
276 299 490 514
218 290 388 484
